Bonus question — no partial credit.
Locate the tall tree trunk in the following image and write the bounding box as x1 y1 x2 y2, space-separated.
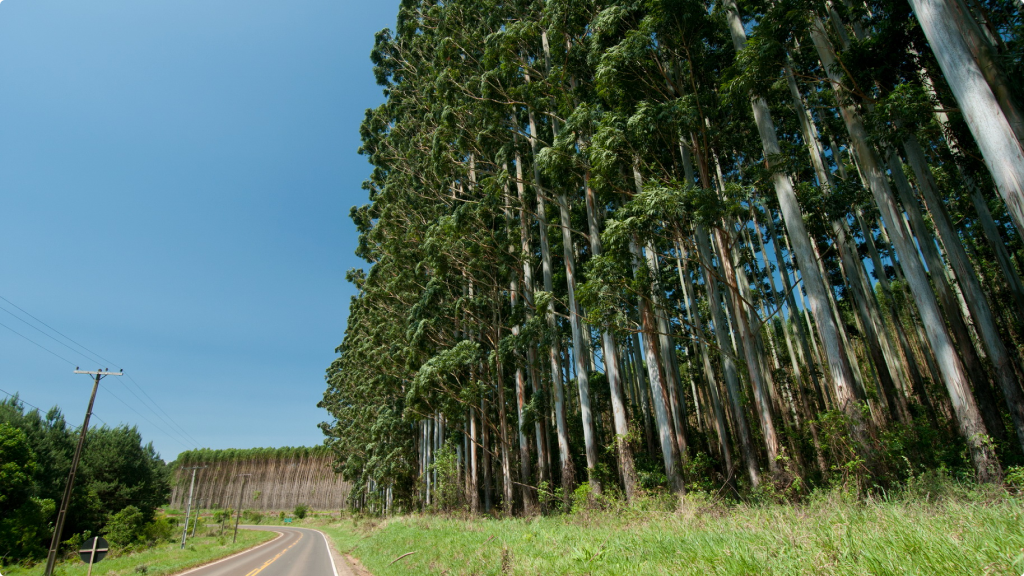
676 237 735 476
810 14 1002 482
583 170 637 501
556 191 602 494
515 150 548 508
908 0 1024 234
527 108 575 494
721 0 864 438
905 138 1024 451
629 235 685 493
714 226 781 474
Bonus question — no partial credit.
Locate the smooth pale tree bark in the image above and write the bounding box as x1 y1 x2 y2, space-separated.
785 59 908 419
721 0 862 430
854 209 929 422
556 190 601 494
629 236 685 493
515 150 550 500
714 227 781 473
527 107 575 493
682 143 761 484
943 0 1024 143
908 0 1024 234
583 170 637 501
645 242 689 461
630 329 657 452
694 226 761 485
469 406 480 513
971 188 1024 319
904 138 1024 451
766 212 827 414
675 237 734 476
810 15 1001 482
491 317 515 513
884 152 999 433
506 162 538 515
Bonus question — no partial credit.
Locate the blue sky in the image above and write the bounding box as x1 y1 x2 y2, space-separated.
0 0 397 461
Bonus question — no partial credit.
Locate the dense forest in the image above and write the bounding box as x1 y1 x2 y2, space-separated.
319 0 1024 515
0 397 170 565
170 447 352 511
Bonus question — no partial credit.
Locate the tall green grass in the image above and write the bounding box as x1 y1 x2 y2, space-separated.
322 484 1024 575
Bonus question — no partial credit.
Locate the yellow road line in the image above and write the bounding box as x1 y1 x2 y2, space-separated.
244 532 304 576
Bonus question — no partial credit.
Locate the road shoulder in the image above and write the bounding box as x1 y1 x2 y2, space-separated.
306 527 367 576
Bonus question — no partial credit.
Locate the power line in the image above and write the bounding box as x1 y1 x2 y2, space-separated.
0 319 76 365
100 383 192 451
0 304 107 367
113 377 198 450
0 295 118 367
122 372 203 448
0 295 201 451
0 387 44 411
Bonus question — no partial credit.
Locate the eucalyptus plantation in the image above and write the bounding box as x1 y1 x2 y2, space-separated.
320 0 1024 514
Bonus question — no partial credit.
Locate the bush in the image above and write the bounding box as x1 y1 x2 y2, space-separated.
241 509 263 524
1006 466 1024 491
141 516 176 544
103 505 146 547
294 504 310 519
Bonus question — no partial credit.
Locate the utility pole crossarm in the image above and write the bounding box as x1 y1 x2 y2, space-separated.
74 370 123 376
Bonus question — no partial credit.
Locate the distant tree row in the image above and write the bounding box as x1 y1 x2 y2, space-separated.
0 397 170 565
174 446 331 465
320 0 1024 514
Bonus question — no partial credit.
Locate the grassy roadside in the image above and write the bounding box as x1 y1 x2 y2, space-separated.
3 529 275 576
318 487 1024 575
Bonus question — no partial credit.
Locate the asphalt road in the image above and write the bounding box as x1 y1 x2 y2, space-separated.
178 526 354 576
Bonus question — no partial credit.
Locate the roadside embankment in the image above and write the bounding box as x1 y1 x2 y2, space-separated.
318 488 1024 575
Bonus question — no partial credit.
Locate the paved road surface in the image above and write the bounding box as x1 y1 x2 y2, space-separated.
178 526 354 576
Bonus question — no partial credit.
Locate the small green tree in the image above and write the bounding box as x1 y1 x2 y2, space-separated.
103 505 146 548
293 504 309 519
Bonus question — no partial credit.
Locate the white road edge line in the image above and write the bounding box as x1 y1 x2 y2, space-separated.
315 528 341 576
174 530 285 576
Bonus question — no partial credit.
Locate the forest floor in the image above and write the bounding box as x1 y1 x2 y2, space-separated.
3 528 274 576
316 483 1024 576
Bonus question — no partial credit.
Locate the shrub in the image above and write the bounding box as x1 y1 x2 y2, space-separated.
1006 466 1024 491
294 504 310 519
241 509 263 524
141 517 175 544
103 505 146 547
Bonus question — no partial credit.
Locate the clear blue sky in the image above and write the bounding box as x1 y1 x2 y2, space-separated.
0 0 397 462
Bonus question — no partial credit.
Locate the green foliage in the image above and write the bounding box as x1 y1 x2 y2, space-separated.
1005 466 1024 492
0 422 55 564
241 509 263 524
141 517 176 544
0 396 170 563
174 446 331 467
103 505 146 548
293 504 310 519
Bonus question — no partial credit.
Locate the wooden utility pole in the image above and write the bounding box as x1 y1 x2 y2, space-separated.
180 466 206 549
232 474 251 543
44 368 123 576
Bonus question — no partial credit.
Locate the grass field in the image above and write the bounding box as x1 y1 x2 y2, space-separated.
3 528 275 576
319 485 1024 575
